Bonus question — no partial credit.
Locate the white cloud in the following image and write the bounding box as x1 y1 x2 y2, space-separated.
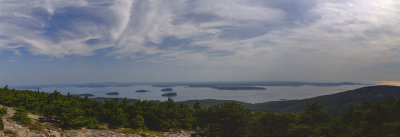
21 36 109 57
193 0 284 22
0 0 285 58
0 0 399 82
110 0 133 40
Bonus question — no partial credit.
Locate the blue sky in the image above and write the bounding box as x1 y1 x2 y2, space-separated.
0 0 399 86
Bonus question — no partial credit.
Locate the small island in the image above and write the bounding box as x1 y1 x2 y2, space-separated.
161 92 177 97
211 86 266 90
136 90 149 92
74 93 95 97
161 88 173 91
106 92 119 95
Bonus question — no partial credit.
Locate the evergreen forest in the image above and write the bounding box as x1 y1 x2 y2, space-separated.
0 85 399 136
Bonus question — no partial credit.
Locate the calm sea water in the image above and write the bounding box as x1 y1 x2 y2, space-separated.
38 85 366 103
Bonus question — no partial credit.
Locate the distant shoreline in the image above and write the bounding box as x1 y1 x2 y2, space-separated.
12 81 367 89
210 86 266 90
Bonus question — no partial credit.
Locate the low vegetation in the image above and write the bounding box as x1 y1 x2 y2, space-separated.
0 107 7 129
0 85 399 136
3 129 17 136
12 107 32 125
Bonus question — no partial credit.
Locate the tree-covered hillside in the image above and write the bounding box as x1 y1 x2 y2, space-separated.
0 85 399 136
182 85 400 115
251 85 400 115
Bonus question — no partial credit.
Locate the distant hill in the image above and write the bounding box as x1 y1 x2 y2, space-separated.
180 85 400 115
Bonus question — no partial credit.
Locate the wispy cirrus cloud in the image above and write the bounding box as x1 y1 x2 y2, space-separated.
0 0 399 82
0 0 286 58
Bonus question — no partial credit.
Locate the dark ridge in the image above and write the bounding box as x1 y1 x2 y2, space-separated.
251 85 400 115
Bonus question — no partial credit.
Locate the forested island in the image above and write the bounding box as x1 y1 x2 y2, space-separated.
161 88 173 91
106 92 119 95
135 90 149 92
0 85 399 136
161 92 177 97
74 93 95 97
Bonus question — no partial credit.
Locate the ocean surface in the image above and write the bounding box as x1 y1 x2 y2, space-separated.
37 85 366 103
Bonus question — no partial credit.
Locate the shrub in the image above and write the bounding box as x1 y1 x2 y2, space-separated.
12 107 31 125
29 122 44 131
0 107 8 129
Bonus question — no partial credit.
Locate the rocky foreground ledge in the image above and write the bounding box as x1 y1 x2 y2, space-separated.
0 106 191 137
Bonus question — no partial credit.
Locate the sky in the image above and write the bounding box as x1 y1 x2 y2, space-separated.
0 0 399 86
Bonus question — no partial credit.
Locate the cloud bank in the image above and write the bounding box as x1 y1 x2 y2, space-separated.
0 0 399 82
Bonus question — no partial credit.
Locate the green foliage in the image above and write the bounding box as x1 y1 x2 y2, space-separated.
302 102 334 124
339 96 400 136
288 124 317 137
204 103 251 136
249 111 298 136
130 115 147 130
29 121 44 131
193 102 201 110
0 119 3 130
100 99 127 128
0 86 194 130
12 107 31 125
0 107 7 129
0 85 399 136
248 102 336 137
0 107 7 115
298 102 335 136
3 85 8 91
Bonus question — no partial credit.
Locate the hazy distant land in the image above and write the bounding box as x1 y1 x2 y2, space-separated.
210 86 266 90
15 81 366 89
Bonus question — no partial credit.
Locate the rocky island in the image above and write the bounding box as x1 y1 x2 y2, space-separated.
136 90 149 92
106 92 119 95
161 92 177 97
74 93 95 97
161 88 173 91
